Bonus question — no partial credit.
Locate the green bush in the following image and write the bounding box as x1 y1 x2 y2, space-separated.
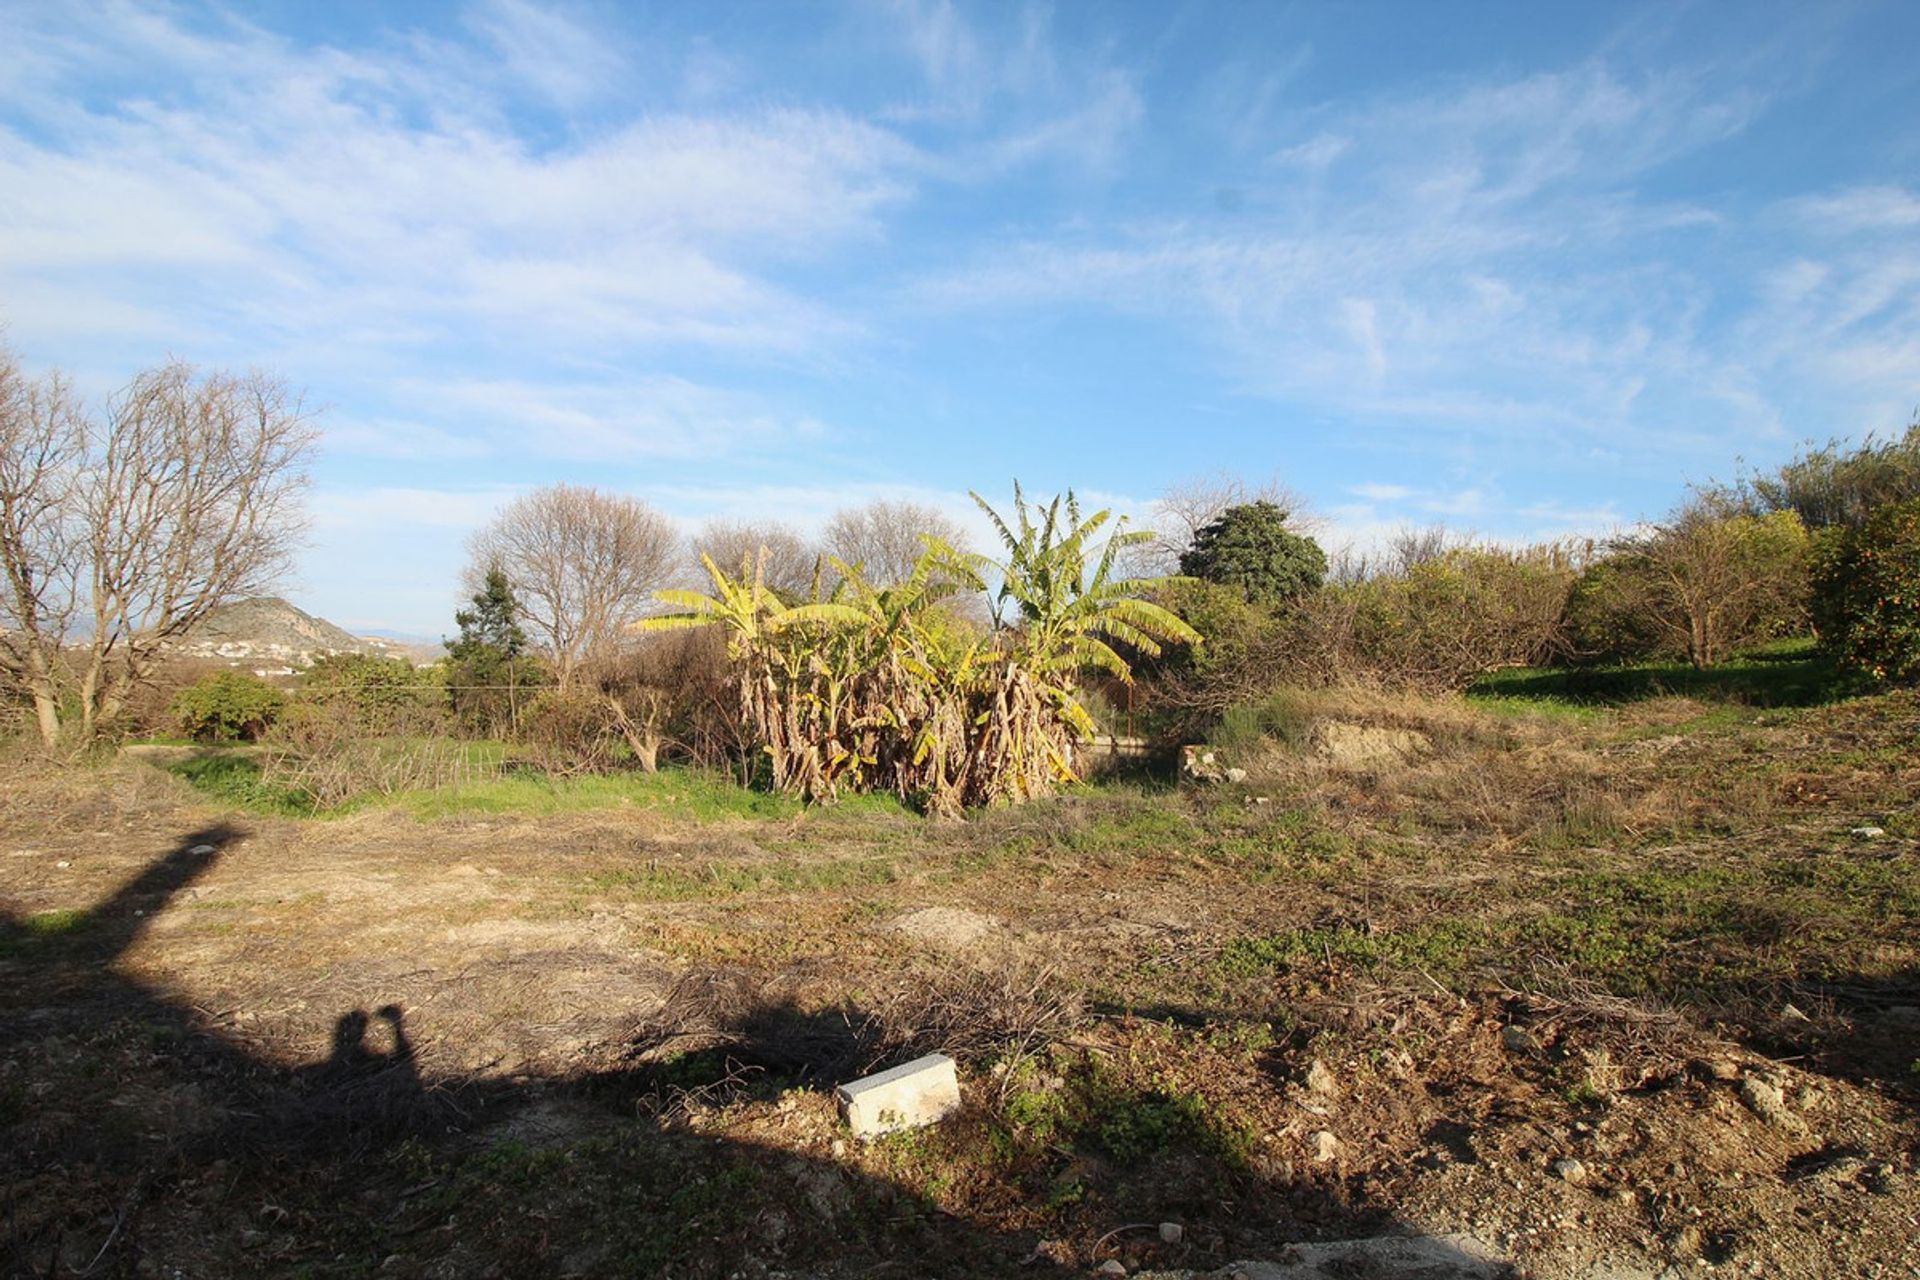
300 653 449 734
1178 501 1326 605
169 672 286 742
1812 498 1920 683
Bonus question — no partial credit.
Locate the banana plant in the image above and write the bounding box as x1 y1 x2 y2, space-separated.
640 495 1196 811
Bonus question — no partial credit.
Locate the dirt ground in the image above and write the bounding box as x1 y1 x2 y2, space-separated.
2 690 1918 1278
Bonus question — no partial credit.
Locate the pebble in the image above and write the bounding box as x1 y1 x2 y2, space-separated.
1690 1057 1740 1081
1095 1260 1127 1277
189 844 217 854
1158 1222 1183 1244
1311 1130 1340 1162
1305 1058 1339 1097
1849 826 1886 839
1552 1157 1589 1185
1501 1025 1541 1053
55 860 71 869
1738 1075 1803 1130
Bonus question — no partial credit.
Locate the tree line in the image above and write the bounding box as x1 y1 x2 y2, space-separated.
4 340 1916 810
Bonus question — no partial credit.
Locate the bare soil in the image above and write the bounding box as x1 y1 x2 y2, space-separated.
2 691 1917 1278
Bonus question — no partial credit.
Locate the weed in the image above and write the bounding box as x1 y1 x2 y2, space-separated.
168 753 310 815
24 908 89 936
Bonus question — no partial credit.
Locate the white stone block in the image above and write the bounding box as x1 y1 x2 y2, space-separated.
836 1053 960 1138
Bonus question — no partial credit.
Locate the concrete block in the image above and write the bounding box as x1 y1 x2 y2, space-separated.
836 1053 960 1138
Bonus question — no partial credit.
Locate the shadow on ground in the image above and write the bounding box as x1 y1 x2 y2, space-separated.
1469 646 1859 709
0 831 1513 1278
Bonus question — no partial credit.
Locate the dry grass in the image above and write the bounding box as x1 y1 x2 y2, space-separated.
2 686 1917 1278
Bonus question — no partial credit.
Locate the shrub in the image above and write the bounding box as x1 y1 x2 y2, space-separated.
1811 498 1920 683
300 653 449 735
1335 543 1581 690
518 688 628 777
1561 558 1679 665
1744 421 1920 531
1599 501 1808 669
169 672 286 742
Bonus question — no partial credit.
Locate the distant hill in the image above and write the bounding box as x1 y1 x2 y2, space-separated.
356 628 449 663
165 597 440 674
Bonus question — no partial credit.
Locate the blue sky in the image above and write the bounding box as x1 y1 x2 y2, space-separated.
2 0 1916 634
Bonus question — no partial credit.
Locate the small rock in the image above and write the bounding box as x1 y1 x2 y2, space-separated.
1095 1261 1127 1277
1033 1240 1074 1266
1224 767 1248 784
1798 1153 1868 1185
55 860 70 869
1312 1130 1340 1162
1551 1157 1589 1186
1158 1222 1183 1245
830 1139 847 1158
1501 1026 1540 1053
1251 796 1270 806
1305 1059 1339 1096
1864 1162 1897 1195
1738 1075 1803 1130
1689 1057 1740 1082
189 844 217 854
1849 826 1886 840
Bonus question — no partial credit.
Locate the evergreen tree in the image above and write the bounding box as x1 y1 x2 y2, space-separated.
445 568 538 735
1179 501 1327 605
449 567 528 662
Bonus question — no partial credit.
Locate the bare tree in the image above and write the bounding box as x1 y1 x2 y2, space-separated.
822 499 971 587
0 349 85 743
0 349 318 744
467 484 680 689
693 519 820 599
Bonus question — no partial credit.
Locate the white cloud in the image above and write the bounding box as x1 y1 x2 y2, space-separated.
465 0 628 108
1789 185 1920 233
0 7 919 370
1274 132 1349 168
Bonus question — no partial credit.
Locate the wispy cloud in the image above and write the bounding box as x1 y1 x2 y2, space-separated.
0 6 918 371
906 53 1914 459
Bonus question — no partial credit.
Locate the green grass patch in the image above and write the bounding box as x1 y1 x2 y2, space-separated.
1216 849 1920 1001
166 753 311 815
1468 638 1860 711
25 908 90 936
166 748 849 824
392 768 810 822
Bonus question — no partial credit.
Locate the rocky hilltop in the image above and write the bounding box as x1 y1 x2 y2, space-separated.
166 597 437 674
